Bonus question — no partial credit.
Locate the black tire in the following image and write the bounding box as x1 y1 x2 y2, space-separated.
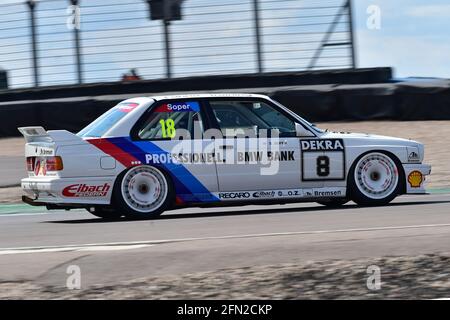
317 198 349 207
86 206 123 220
113 165 174 219
348 151 403 206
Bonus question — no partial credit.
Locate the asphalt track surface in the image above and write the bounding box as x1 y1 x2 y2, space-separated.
0 193 449 289
0 156 24 187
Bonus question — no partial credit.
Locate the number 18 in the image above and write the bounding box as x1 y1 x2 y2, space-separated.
159 118 176 138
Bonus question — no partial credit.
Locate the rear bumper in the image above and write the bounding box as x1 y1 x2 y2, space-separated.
21 176 115 206
22 195 46 206
21 195 86 209
403 163 431 194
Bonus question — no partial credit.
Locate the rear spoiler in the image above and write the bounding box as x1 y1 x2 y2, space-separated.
18 127 50 143
18 126 83 144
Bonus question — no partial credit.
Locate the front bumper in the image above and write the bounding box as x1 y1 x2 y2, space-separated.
403 163 432 194
21 176 115 205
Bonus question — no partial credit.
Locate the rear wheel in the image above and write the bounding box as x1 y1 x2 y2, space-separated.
113 165 174 219
349 152 402 206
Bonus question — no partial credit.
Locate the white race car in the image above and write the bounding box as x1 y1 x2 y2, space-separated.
20 94 431 219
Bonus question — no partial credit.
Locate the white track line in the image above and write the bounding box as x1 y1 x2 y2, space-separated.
0 212 56 218
1 223 450 255
0 244 153 255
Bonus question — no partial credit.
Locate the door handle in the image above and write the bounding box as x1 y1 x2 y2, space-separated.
220 145 234 149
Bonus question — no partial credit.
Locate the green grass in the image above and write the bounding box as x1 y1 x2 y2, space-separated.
428 187 450 194
0 204 83 215
0 204 48 215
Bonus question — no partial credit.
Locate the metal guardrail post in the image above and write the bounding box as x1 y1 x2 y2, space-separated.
253 0 263 73
27 0 39 87
70 0 83 84
146 0 174 79
347 0 357 69
307 2 348 70
163 19 172 78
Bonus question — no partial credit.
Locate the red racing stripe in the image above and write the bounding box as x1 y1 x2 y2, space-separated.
175 195 185 205
87 138 137 167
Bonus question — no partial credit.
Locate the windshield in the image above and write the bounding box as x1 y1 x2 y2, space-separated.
303 119 325 133
77 102 139 138
269 98 325 134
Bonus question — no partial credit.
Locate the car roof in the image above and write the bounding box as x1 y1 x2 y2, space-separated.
150 93 269 101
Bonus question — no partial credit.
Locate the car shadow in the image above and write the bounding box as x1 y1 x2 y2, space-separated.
46 200 450 224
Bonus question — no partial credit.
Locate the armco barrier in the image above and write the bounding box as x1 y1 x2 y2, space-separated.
395 83 450 120
273 82 450 122
1 69 449 137
0 68 391 102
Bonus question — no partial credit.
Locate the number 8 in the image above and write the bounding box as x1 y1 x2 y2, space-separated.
317 156 330 177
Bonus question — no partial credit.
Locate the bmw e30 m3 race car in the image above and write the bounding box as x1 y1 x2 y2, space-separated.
19 94 431 219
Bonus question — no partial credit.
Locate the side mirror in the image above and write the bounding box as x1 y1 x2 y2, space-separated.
295 123 315 137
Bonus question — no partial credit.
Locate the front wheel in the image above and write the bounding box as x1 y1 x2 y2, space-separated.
348 152 402 206
113 165 174 219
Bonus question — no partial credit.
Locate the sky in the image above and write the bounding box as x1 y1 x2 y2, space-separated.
352 0 450 79
0 0 449 88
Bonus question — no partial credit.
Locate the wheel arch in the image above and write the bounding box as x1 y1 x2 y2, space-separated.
110 164 176 208
347 149 406 196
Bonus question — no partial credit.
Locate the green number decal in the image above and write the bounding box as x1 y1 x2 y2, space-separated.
166 119 176 138
159 118 176 138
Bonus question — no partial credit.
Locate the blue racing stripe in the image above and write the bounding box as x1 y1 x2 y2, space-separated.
108 137 219 203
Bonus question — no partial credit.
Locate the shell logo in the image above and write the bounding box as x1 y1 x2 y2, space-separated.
408 171 423 188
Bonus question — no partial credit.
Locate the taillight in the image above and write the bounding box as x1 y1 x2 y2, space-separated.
26 157 35 171
46 156 64 171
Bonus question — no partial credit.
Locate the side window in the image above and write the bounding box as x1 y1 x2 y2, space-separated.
137 101 204 140
209 100 297 137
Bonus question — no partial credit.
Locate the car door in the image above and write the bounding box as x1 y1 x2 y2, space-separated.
207 98 302 195
131 99 219 202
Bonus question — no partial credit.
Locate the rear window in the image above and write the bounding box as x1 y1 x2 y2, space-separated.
77 102 139 138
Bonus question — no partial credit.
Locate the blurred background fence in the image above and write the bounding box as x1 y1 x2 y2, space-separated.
0 0 356 89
